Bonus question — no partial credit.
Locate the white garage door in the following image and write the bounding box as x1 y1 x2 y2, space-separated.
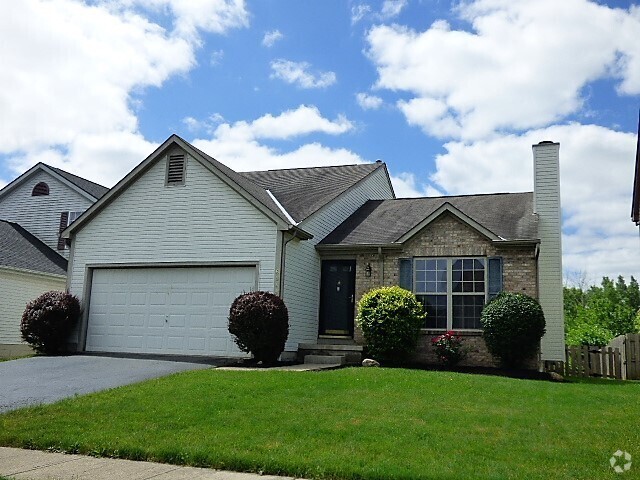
86 266 256 356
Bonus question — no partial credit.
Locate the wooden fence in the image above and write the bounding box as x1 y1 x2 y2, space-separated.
546 334 640 380
564 345 623 379
627 334 640 379
609 333 640 380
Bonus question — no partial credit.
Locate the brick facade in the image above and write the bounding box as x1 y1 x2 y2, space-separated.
350 213 538 368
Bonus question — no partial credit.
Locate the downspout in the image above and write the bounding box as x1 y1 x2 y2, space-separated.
378 246 384 285
279 230 298 299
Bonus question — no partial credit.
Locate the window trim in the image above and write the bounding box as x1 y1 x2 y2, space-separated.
414 257 487 331
66 211 83 227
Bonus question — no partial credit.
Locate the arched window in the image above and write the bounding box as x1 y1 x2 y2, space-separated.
32 182 49 196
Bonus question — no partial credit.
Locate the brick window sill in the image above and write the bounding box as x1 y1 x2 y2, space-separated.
421 329 483 337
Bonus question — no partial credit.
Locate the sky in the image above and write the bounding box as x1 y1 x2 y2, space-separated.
1 0 639 285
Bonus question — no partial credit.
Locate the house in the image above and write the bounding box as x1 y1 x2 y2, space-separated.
0 163 109 257
62 135 565 366
0 220 68 356
0 163 108 356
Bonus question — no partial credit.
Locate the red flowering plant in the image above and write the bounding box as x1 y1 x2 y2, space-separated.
431 331 465 367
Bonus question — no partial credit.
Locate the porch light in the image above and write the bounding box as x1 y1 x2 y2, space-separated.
365 263 372 277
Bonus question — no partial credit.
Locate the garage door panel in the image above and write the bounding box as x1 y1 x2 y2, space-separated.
86 266 255 356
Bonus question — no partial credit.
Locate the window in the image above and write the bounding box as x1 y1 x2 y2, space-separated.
166 153 186 185
57 211 83 250
31 182 49 196
67 211 82 226
414 257 486 330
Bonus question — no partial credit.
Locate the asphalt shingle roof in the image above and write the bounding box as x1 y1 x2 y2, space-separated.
0 220 67 275
49 166 109 199
320 192 538 245
241 163 384 223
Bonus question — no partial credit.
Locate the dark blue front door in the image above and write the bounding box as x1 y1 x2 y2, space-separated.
319 260 356 336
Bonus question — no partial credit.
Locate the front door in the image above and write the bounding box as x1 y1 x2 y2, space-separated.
319 260 356 336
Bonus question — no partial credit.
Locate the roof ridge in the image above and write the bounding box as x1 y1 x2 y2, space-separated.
242 162 380 174
391 191 533 201
47 164 108 190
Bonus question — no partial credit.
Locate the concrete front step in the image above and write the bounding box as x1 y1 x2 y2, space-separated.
304 354 346 365
298 343 363 365
317 336 356 345
298 343 364 352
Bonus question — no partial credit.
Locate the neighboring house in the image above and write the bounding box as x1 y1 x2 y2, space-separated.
0 163 108 356
0 220 67 356
62 135 565 366
0 162 109 257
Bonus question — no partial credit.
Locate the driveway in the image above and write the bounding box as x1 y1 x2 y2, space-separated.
0 355 212 413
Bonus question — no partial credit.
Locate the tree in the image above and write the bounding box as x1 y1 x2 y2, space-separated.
564 275 640 346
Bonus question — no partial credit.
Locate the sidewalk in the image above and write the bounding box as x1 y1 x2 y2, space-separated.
0 447 307 480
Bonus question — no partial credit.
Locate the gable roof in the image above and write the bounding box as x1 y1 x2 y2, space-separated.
48 166 109 199
241 163 389 223
0 163 108 202
319 192 538 247
62 135 314 239
632 111 640 225
0 220 67 276
63 135 392 239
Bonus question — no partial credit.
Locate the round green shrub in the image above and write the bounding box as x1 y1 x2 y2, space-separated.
21 291 81 355
356 286 425 362
480 292 546 368
228 291 289 364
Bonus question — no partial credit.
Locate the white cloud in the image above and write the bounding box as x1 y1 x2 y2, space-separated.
380 0 407 19
366 0 640 140
262 29 283 47
6 132 158 188
270 59 337 89
351 1 406 24
191 106 362 171
390 172 443 198
351 4 372 24
210 49 224 65
0 0 247 186
200 105 353 142
182 113 225 134
114 0 248 39
431 123 639 281
356 92 383 110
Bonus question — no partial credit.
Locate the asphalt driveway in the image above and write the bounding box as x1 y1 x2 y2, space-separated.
0 355 212 413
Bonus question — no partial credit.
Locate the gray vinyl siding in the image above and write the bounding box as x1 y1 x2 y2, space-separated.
68 155 278 346
282 167 394 349
0 171 93 257
533 143 565 361
0 268 66 345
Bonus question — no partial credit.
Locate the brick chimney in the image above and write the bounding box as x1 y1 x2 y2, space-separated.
532 141 565 362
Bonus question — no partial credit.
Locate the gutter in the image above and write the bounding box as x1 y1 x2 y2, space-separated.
492 239 541 247
279 231 298 297
315 243 403 252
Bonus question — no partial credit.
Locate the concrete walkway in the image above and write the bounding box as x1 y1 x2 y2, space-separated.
0 447 307 480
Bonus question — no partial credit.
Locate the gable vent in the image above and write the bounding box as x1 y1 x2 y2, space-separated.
166 154 186 185
32 182 50 196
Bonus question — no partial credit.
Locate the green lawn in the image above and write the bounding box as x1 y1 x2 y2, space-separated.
1 368 638 480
